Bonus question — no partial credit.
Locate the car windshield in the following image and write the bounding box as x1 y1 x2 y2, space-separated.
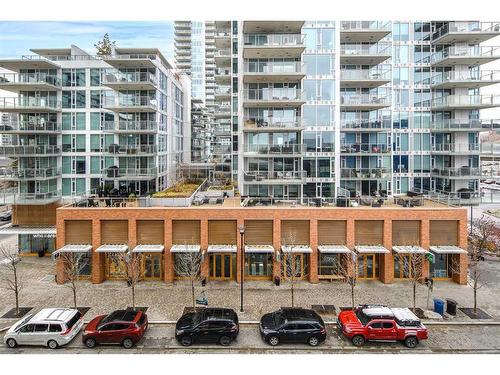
273 312 286 327
355 309 370 326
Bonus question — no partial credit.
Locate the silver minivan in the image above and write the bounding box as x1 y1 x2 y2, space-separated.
4 308 83 349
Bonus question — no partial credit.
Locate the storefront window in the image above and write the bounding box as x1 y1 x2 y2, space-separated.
79 253 92 276
430 253 452 278
318 253 342 276
245 253 273 278
105 254 126 279
19 234 55 254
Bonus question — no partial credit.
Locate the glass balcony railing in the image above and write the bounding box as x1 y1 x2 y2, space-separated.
431 143 480 153
340 94 391 106
0 121 60 132
429 95 500 108
244 144 304 154
243 170 307 182
340 143 391 154
244 61 304 74
215 68 231 76
480 143 500 155
430 119 500 131
213 144 232 154
103 54 158 61
102 71 157 86
0 73 60 87
340 42 391 56
243 88 304 101
432 21 500 41
244 34 305 47
243 117 302 130
340 21 391 32
102 120 157 132
431 167 481 177
103 167 157 178
0 145 61 156
340 68 391 81
0 189 61 204
214 49 231 57
106 144 157 155
0 167 60 179
104 96 157 109
340 168 391 179
430 70 500 85
215 86 231 95
430 46 500 65
340 118 391 130
0 97 60 111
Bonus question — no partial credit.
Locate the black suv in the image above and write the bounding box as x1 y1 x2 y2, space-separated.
260 308 326 346
175 308 239 346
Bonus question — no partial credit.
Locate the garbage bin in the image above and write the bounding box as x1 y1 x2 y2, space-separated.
446 299 457 316
434 298 445 315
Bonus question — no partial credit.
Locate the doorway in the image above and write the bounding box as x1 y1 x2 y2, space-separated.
143 253 163 280
209 253 234 280
357 254 379 279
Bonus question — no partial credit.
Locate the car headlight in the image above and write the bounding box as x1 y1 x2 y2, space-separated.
176 329 184 335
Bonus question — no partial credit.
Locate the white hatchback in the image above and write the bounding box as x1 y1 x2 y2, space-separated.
4 308 83 349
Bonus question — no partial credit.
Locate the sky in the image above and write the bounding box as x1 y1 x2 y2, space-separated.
0 21 175 60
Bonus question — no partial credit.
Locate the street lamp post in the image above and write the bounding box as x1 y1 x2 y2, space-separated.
239 225 245 313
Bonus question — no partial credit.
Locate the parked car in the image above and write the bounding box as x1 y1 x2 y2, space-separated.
3 308 83 349
0 210 12 221
337 304 428 348
82 309 148 349
260 308 326 346
175 308 239 346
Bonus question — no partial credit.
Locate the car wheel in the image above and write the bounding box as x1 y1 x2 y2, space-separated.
352 335 365 347
268 336 280 346
219 335 231 346
404 336 418 348
47 340 59 349
180 336 192 347
6 338 17 348
85 338 97 349
122 338 134 349
308 336 320 347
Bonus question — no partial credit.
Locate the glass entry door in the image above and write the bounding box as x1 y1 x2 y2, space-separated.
282 254 307 279
143 253 163 280
357 254 378 279
209 253 234 280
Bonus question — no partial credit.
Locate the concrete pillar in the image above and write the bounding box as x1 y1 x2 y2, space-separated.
309 219 319 283
91 219 104 284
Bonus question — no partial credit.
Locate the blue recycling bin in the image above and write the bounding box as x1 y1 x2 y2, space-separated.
434 298 445 315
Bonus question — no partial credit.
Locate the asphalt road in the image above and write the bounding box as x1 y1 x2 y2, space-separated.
1 324 500 354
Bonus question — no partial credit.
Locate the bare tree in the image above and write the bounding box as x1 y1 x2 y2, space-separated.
57 251 90 309
118 252 142 309
173 244 203 308
394 248 427 312
452 215 500 315
282 229 308 307
0 243 23 316
338 252 359 309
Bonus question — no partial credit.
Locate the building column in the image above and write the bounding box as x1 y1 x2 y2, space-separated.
272 218 281 281
420 219 430 279
309 219 319 283
55 216 65 284
453 218 468 285
164 219 174 283
91 219 104 284
236 219 244 284
380 219 393 284
200 219 209 280
346 218 356 279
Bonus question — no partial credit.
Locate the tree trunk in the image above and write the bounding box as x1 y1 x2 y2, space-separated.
14 267 19 316
351 283 355 309
473 278 477 315
291 279 294 307
413 282 417 313
132 286 135 309
72 285 77 309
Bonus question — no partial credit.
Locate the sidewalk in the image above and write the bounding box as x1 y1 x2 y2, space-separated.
1 256 499 322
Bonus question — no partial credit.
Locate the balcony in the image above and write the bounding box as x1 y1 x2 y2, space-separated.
242 88 305 107
430 70 500 88
0 189 61 205
213 144 232 154
243 117 303 132
430 119 500 132
103 167 157 180
432 22 500 44
214 86 231 100
430 95 500 110
340 143 391 154
102 120 157 133
214 49 231 65
340 21 391 42
431 167 481 178
340 68 391 88
102 71 157 91
243 61 305 83
431 143 480 154
214 104 231 117
430 46 500 67
103 96 158 112
105 144 157 156
243 21 304 34
0 167 60 180
215 68 231 83
0 145 61 156
244 143 304 156
0 121 60 134
243 170 307 184
480 143 500 156
340 168 391 179
0 97 60 112
340 43 391 65
243 34 305 58
0 73 60 92
340 94 391 110
0 56 59 71
340 118 391 132
102 54 158 69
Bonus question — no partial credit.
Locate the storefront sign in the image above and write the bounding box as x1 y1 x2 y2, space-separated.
33 234 56 238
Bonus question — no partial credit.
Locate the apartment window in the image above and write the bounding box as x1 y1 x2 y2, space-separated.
62 90 86 109
62 178 86 196
304 54 333 76
393 22 409 42
394 45 409 64
62 113 85 130
90 69 101 86
62 69 86 87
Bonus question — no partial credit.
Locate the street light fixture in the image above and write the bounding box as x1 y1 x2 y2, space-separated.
239 225 245 313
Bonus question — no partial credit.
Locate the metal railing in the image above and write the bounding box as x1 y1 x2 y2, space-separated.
215 86 231 95
244 61 304 74
102 120 157 132
0 167 60 179
429 95 500 108
243 117 302 130
244 144 304 154
430 46 500 64
0 72 60 86
104 96 157 109
429 70 500 85
341 168 391 179
412 187 481 206
0 145 61 156
0 97 60 110
243 170 307 182
102 71 157 86
0 121 60 132
214 49 231 57
340 68 391 81
0 189 61 205
215 68 231 76
340 143 391 154
103 167 157 178
340 118 391 130
430 119 500 131
432 21 500 41
243 88 304 101
340 42 391 56
480 143 500 155
244 34 305 47
431 143 480 153
106 144 157 155
431 167 481 177
340 21 391 32
103 54 157 61
340 94 390 106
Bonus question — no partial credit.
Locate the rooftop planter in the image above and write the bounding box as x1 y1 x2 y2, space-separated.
149 179 206 207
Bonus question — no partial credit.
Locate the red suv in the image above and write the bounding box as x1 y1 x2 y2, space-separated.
337 305 428 348
83 310 148 349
